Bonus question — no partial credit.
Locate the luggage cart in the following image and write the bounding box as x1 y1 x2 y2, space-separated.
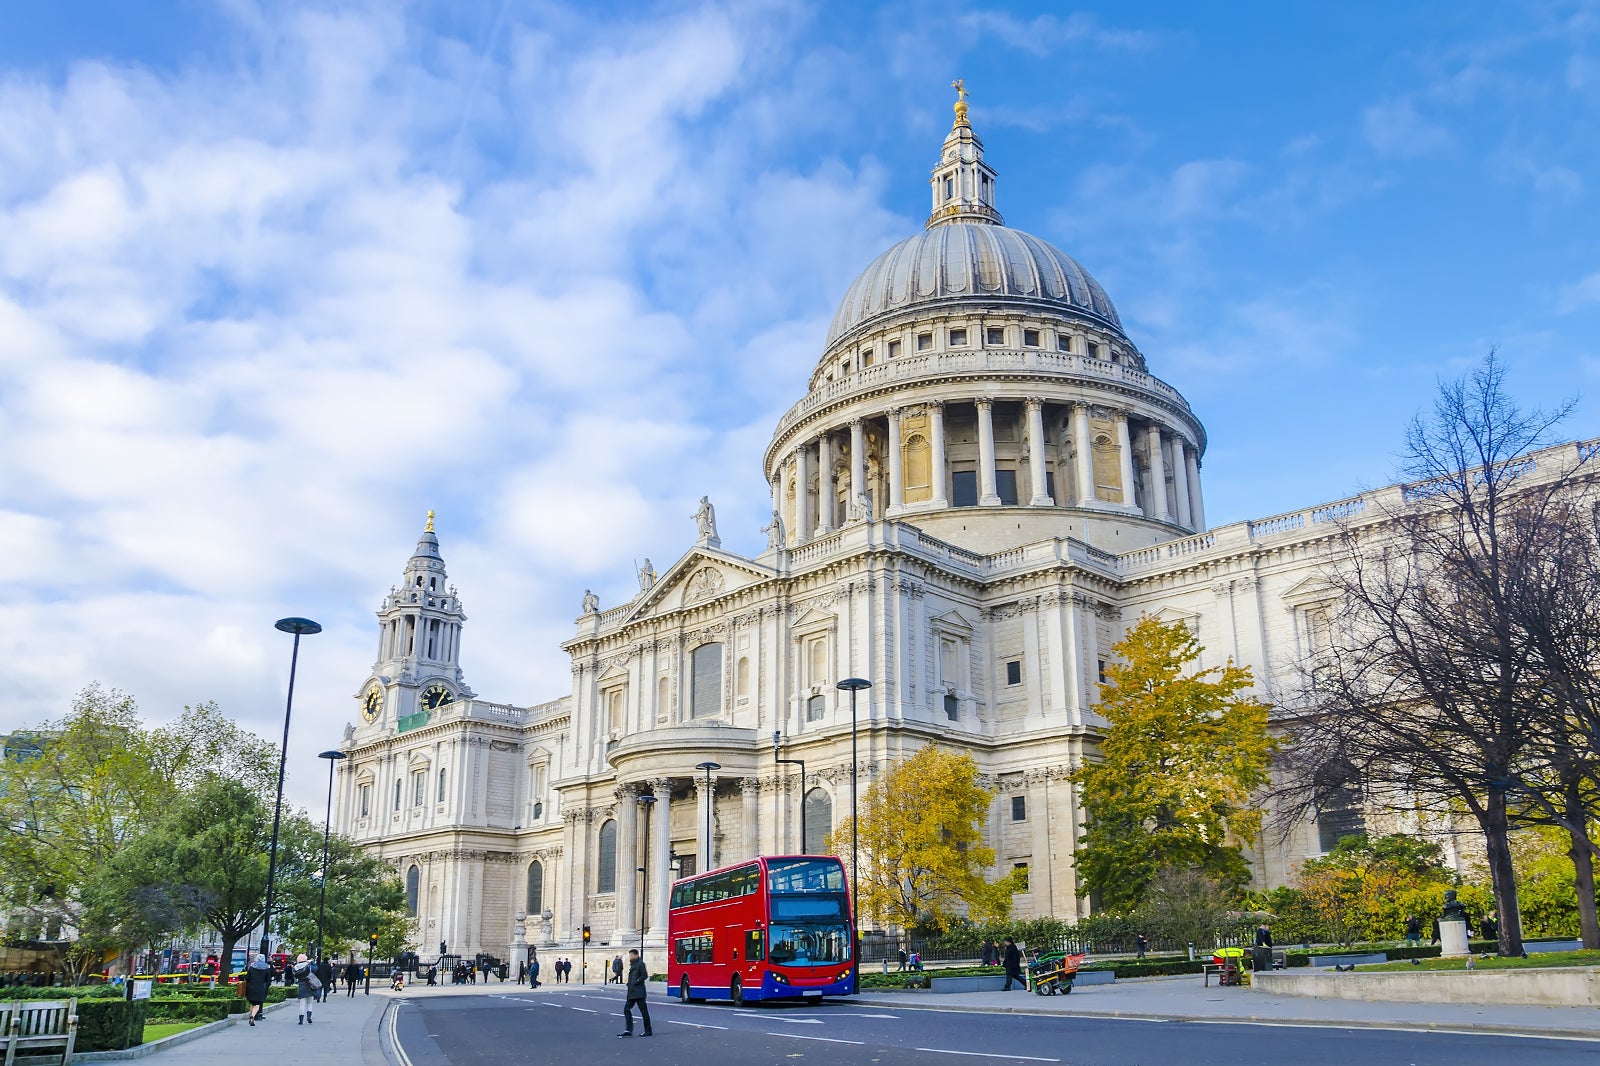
1028 952 1088 995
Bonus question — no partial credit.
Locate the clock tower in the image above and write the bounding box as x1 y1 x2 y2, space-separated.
359 512 474 729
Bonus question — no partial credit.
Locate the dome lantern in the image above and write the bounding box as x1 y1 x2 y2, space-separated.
927 79 1002 229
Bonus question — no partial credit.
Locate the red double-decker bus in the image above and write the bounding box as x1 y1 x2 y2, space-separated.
668 854 855 1005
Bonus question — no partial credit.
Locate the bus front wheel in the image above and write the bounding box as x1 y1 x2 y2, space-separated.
730 975 743 1007
680 975 696 1003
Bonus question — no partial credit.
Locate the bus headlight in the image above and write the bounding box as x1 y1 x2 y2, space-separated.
771 972 789 985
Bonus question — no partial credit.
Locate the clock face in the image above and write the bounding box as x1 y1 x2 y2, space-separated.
422 684 455 711
361 687 383 723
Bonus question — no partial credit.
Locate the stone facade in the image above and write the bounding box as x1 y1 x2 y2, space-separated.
332 93 1598 962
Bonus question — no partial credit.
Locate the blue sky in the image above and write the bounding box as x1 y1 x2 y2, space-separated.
2 1 1597 810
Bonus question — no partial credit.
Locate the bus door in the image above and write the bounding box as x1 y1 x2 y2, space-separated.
726 922 764 996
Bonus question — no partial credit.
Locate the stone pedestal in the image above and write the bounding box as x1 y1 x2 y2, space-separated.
1439 918 1469 958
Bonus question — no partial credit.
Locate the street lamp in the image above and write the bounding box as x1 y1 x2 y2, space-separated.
262 616 321 959
836 678 872 948
315 749 347 967
694 761 720 871
773 731 806 853
636 793 657 955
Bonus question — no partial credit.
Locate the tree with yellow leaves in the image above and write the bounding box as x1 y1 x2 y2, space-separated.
828 744 1024 931
1072 616 1274 913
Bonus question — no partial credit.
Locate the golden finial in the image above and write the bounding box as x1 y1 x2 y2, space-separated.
952 78 969 124
425 509 435 533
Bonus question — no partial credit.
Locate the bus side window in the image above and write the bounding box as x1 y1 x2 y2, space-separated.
746 929 764 962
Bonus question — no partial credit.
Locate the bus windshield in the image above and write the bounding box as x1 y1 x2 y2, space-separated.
766 858 846 894
768 921 851 966
765 858 851 966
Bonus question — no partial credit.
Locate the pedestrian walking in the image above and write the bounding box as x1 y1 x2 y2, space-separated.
318 957 335 1003
617 949 652 1038
1001 938 1024 992
1404 914 1422 945
344 961 360 997
1480 912 1499 941
531 956 541 988
293 954 318 1025
611 955 624 984
1135 933 1148 960
244 953 271 1026
897 947 908 972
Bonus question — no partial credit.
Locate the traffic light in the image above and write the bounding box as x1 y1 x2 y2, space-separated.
582 925 591 943
369 933 378 952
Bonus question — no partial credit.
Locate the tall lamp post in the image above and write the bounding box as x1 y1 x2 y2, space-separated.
315 750 347 965
636 793 657 954
694 761 720 872
773 731 806 853
262 616 321 959
835 678 872 956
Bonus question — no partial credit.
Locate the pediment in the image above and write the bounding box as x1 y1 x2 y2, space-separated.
1280 576 1339 607
1149 605 1200 630
791 606 837 632
930 609 975 635
621 547 775 622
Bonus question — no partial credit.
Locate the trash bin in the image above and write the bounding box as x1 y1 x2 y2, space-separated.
1251 946 1273 973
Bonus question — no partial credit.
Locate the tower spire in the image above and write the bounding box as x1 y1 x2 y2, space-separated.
927 80 1001 229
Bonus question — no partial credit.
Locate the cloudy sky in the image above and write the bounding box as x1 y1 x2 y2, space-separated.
3 0 1597 811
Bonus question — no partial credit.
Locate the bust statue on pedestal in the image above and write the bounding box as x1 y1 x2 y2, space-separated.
1438 889 1470 957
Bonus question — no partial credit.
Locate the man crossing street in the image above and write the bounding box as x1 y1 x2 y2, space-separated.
617 949 652 1038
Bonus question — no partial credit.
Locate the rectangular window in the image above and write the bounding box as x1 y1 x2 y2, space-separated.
861 348 873 367
674 934 714 965
1045 471 1056 500
888 340 902 358
1023 328 1040 347
986 326 1004 346
394 780 402 811
995 469 1018 506
917 332 933 351
949 327 967 346
690 644 724 718
1086 341 1101 359
746 929 765 962
944 692 959 721
1013 862 1030 891
359 784 371 818
944 177 954 200
1005 659 1022 686
677 855 697 879
1011 795 1027 821
951 469 978 507
412 771 425 807
1097 659 1108 684
1057 334 1073 353
606 687 624 732
806 693 826 722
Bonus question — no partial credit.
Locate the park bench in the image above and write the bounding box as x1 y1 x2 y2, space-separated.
2 999 78 1066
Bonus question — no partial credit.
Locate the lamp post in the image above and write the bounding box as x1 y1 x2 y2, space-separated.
773 731 806 853
694 761 720 872
836 678 872 950
637 794 657 955
262 616 321 959
315 749 346 966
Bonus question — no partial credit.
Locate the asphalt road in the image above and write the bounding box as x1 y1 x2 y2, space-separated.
390 986 1600 1066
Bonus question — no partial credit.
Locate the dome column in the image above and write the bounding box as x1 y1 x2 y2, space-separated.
817 432 835 533
1026 399 1053 506
849 419 867 519
1187 452 1206 530
797 444 815 540
885 408 905 516
929 402 949 508
1171 437 1193 529
1146 424 1170 521
1072 404 1095 507
977 399 1001 507
1115 414 1138 509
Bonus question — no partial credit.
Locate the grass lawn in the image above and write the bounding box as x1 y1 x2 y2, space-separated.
142 1021 205 1042
1359 949 1600 973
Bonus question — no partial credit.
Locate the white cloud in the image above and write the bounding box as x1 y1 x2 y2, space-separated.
957 11 1154 56
1362 98 1453 157
1558 271 1600 313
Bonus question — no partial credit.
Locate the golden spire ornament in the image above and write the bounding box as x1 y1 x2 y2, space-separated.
952 78 969 125
425 509 435 533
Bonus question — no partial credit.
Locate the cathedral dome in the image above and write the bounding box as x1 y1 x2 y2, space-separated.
824 222 1123 351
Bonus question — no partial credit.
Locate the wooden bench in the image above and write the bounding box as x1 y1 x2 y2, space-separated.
3 999 78 1066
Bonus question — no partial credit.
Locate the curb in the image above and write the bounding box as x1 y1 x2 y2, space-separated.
74 998 297 1061
861 995 1600 1041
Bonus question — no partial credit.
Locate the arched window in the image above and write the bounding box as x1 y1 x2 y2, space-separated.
405 865 419 916
736 656 750 698
596 819 618 893
437 767 446 803
803 788 833 855
526 860 545 914
903 433 931 503
690 643 723 719
806 694 826 722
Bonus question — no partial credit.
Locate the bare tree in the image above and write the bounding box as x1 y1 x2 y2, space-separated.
1277 354 1584 957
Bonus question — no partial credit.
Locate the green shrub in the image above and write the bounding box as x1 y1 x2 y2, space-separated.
1086 957 1203 978
75 999 148 1051
144 998 234 1024
0 986 122 1000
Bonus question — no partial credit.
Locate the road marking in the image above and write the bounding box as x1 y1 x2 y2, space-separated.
568 1006 598 1013
388 1004 417 1066
668 1019 729 1030
831 1013 899 1019
914 1050 1060 1063
768 1018 823 1024
1180 1019 1600 1043
768 1033 866 1045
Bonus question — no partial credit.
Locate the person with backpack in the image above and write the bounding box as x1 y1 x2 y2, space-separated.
244 953 272 1026
293 953 319 1024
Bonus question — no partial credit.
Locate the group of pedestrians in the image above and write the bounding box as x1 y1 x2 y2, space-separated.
243 952 365 1028
549 957 575 982
515 957 543 986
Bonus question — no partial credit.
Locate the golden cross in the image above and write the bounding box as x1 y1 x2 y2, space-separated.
425 509 435 533
952 78 967 104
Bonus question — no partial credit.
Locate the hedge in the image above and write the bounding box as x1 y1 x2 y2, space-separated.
76 999 149 1051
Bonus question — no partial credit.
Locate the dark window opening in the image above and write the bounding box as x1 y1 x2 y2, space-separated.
1005 660 1022 686
1011 795 1026 821
951 470 978 507
996 469 1018 505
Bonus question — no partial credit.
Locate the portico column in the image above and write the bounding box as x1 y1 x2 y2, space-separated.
1026 399 1052 506
885 408 904 515
696 776 716 870
647 779 671 939
817 432 834 533
1186 451 1206 530
797 445 815 541
1146 424 1170 521
849 419 866 519
977 398 1001 506
1115 414 1137 509
614 784 638 939
929 401 949 507
1072 404 1094 506
1171 437 1193 529
741 778 760 861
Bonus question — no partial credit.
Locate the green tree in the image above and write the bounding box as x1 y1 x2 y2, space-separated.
1293 833 1456 943
1072 617 1275 912
828 744 1024 931
277 832 408 960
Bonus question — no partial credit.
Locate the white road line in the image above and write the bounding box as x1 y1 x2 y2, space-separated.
832 1013 899 1019
914 1049 1060 1063
667 1019 729 1030
768 1033 866 1045
388 1004 417 1066
767 1018 823 1024
568 1006 598 1013
1181 1020 1600 1042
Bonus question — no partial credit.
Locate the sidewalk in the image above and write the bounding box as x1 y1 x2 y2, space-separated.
862 973 1600 1039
